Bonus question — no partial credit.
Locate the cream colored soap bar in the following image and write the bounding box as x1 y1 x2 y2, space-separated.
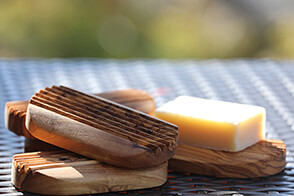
154 96 265 152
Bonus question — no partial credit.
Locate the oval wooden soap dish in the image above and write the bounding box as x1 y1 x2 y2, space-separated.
12 150 167 195
25 86 178 169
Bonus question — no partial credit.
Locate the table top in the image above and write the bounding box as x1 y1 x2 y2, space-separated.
0 59 294 195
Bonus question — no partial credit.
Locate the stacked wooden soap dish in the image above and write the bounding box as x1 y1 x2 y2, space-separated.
5 86 286 195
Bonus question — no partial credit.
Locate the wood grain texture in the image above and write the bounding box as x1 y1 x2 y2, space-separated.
12 151 167 195
169 139 286 178
26 86 178 168
5 88 155 138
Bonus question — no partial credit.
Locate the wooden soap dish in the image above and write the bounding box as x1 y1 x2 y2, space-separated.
169 139 286 178
12 150 167 195
5 89 156 139
25 86 178 169
5 89 157 152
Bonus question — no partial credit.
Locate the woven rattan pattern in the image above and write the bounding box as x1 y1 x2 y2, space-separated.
0 59 294 195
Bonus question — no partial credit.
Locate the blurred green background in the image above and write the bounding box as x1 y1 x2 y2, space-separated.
0 0 294 59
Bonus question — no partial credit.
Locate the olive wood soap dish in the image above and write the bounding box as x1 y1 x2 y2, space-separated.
169 139 286 178
5 88 158 153
25 86 178 169
12 150 167 195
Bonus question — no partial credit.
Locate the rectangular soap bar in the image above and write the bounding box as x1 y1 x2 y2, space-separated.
154 96 265 152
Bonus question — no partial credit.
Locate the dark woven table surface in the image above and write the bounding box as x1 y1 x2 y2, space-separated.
0 59 294 195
